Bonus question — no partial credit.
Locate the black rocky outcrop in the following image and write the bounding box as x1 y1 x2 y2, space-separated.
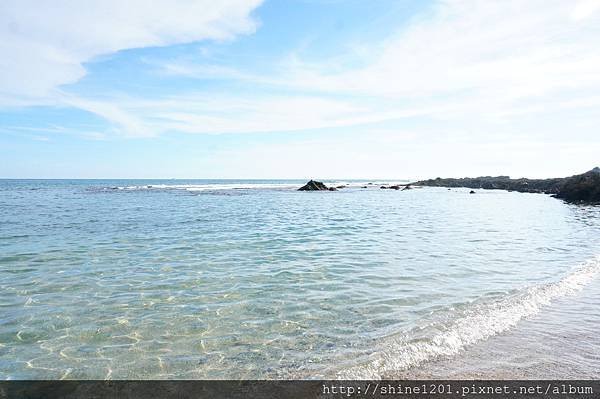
298 180 336 191
413 168 600 204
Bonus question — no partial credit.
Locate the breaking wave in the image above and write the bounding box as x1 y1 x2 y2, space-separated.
95 183 300 192
339 255 600 379
92 181 408 193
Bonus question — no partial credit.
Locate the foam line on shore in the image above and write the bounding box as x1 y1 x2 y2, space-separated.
339 255 600 379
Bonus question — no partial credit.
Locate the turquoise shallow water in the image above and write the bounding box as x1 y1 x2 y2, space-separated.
0 179 599 379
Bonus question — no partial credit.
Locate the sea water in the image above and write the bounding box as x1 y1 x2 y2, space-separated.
0 179 599 379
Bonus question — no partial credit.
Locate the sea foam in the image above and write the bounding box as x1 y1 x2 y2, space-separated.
102 183 300 191
339 255 600 379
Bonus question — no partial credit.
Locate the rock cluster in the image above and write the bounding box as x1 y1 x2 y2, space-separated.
380 185 402 190
298 180 337 191
554 167 600 203
413 167 600 204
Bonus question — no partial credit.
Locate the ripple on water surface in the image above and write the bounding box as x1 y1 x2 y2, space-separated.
0 180 599 379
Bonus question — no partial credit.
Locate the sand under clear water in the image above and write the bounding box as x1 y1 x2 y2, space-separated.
1 179 599 379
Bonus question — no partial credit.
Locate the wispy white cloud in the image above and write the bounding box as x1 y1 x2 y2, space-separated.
271 0 600 110
60 95 155 138
62 93 378 136
0 0 263 105
571 0 600 20
0 122 109 141
2 0 600 151
100 0 600 139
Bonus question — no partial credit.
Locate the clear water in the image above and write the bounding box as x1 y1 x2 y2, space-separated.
0 179 599 379
401 274 600 379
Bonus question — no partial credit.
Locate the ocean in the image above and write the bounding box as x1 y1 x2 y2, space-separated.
1 179 599 379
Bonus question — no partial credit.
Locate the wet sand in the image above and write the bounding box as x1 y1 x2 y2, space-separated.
399 274 600 379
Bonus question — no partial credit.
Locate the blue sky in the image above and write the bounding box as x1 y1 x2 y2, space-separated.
1 0 599 179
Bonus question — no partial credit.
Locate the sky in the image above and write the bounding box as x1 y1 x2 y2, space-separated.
1 0 599 179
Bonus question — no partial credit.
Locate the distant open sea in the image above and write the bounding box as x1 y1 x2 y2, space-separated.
1 179 599 379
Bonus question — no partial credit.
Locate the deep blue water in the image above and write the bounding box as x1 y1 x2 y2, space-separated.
1 179 599 379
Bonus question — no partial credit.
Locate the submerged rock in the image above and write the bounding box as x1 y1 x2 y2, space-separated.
298 180 332 191
469 190 476 194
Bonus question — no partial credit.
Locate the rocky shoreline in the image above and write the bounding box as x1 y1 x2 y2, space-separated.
297 168 600 204
412 167 600 204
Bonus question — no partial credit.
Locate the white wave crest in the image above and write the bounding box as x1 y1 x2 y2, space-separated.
339 255 600 379
99 181 402 192
103 183 301 192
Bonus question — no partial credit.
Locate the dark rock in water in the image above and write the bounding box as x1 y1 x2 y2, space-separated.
298 180 331 191
402 185 413 191
380 186 388 189
336 185 346 189
389 185 401 190
329 187 338 191
361 186 368 189
469 190 476 194
554 167 600 203
412 167 600 204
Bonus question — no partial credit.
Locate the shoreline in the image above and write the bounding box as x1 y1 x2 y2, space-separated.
399 265 600 380
411 167 600 204
327 255 600 380
1 179 599 380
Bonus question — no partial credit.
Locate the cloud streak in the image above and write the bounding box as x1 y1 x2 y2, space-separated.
2 0 600 147
0 0 263 104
